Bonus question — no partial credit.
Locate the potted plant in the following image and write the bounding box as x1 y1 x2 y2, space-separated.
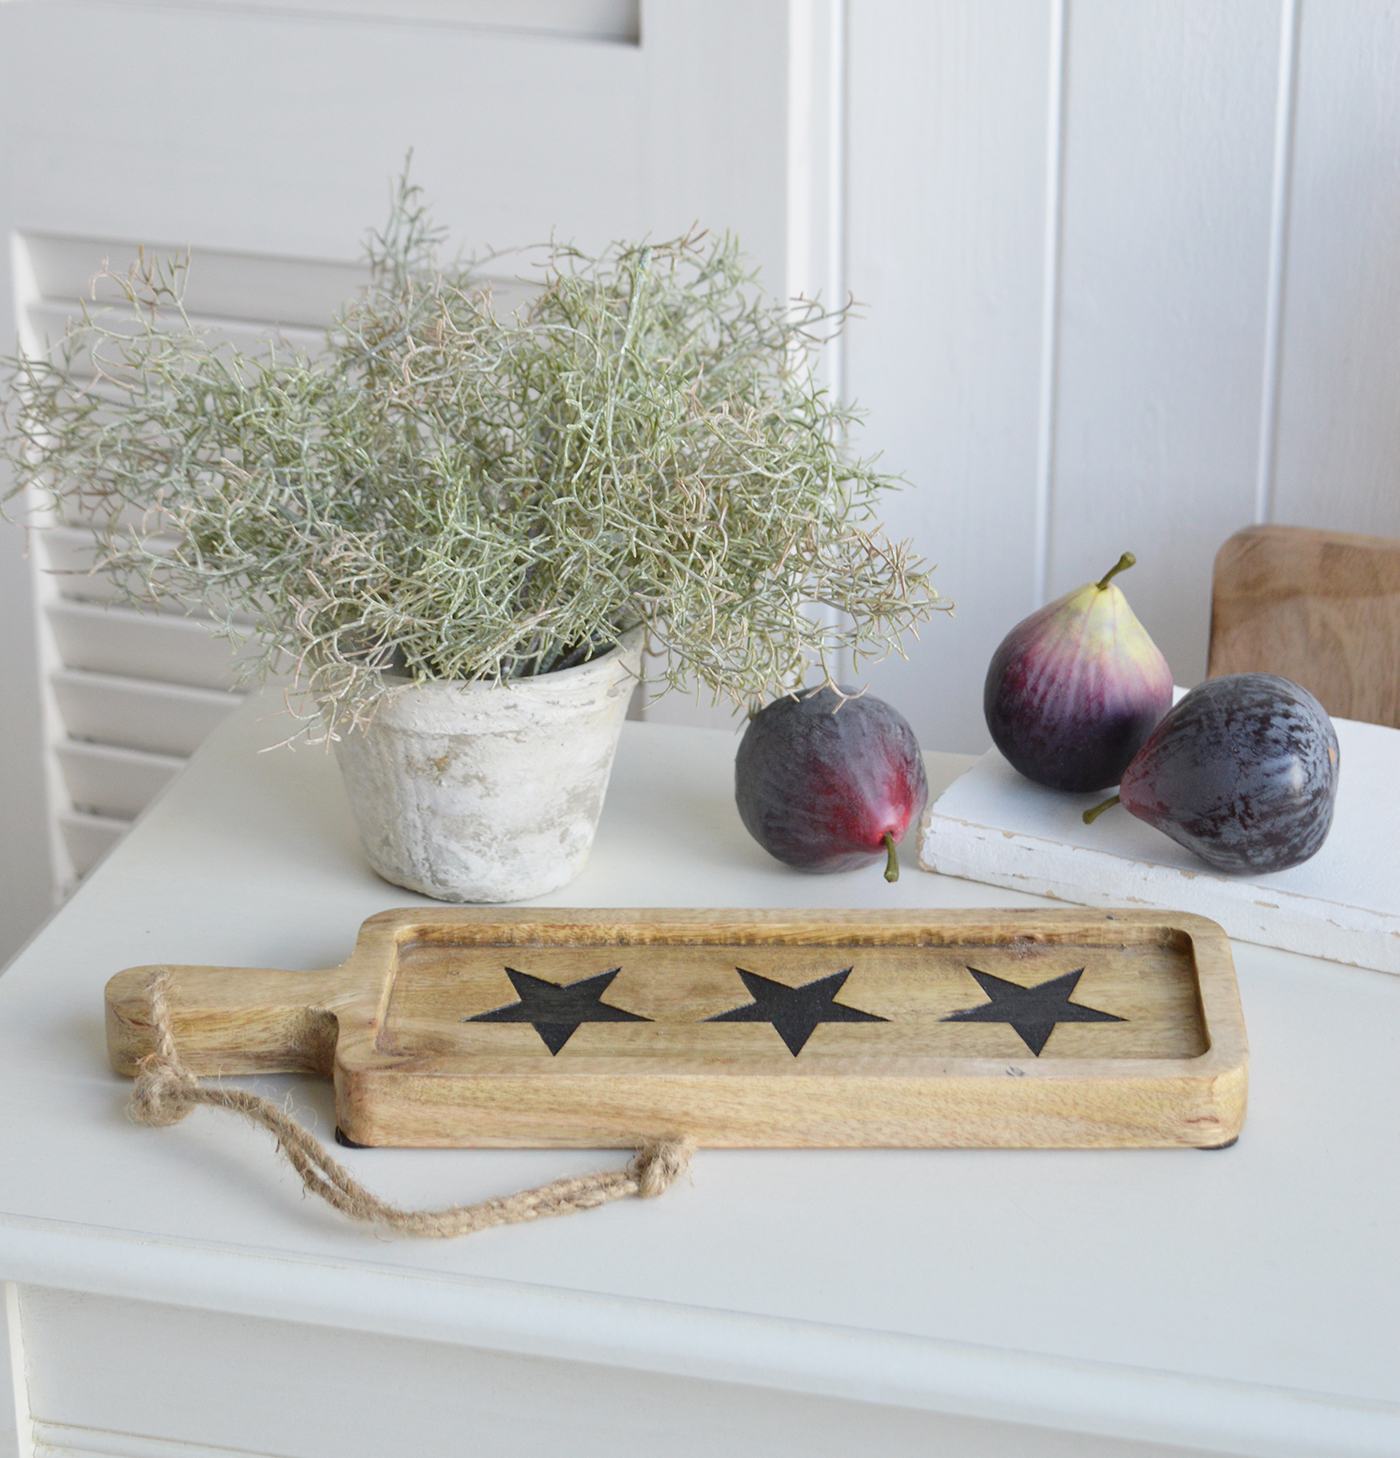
3 176 946 902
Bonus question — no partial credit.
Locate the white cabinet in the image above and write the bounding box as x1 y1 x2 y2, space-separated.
0 705 1394 1457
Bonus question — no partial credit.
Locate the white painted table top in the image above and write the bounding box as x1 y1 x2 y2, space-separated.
0 693 1397 1456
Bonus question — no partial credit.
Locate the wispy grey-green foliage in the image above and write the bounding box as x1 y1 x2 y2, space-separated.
2 176 947 736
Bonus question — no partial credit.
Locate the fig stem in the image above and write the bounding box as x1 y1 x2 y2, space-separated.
882 831 900 883
1082 794 1121 825
1095 552 1136 591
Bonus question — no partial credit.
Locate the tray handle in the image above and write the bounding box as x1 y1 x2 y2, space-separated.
105 963 352 1079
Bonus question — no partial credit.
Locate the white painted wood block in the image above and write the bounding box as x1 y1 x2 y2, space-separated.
918 712 1400 974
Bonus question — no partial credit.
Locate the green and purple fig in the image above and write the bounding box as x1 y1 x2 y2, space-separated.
984 552 1173 793
1084 673 1339 874
735 685 928 881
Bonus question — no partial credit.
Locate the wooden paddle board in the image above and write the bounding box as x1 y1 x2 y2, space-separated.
106 907 1248 1148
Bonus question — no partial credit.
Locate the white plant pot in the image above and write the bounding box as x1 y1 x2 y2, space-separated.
333 630 642 903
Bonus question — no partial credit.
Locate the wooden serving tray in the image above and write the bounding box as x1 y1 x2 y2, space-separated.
106 907 1248 1149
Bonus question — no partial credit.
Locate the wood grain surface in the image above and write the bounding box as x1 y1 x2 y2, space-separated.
106 907 1248 1150
1209 524 1400 727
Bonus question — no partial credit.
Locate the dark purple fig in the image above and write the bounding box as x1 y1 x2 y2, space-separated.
735 685 929 880
984 552 1173 792
1084 673 1339 873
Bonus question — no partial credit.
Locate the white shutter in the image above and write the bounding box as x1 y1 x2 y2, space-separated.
14 231 373 879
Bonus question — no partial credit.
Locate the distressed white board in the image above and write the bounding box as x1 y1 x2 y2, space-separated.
918 712 1400 975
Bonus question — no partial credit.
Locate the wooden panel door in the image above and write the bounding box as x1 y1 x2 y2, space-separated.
0 0 836 957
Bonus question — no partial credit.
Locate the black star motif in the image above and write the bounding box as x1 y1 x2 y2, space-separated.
707 967 886 1056
465 968 649 1055
942 966 1123 1056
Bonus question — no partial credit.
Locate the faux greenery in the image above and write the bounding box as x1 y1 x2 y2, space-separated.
2 176 946 737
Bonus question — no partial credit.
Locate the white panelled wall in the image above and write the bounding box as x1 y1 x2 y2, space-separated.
845 0 1400 757
5 0 1400 962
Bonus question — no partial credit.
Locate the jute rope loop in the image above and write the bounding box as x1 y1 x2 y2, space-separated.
129 971 694 1238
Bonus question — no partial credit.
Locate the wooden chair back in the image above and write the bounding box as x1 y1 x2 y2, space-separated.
1208 525 1400 728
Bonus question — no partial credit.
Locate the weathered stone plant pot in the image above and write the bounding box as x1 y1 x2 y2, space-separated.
333 630 642 903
